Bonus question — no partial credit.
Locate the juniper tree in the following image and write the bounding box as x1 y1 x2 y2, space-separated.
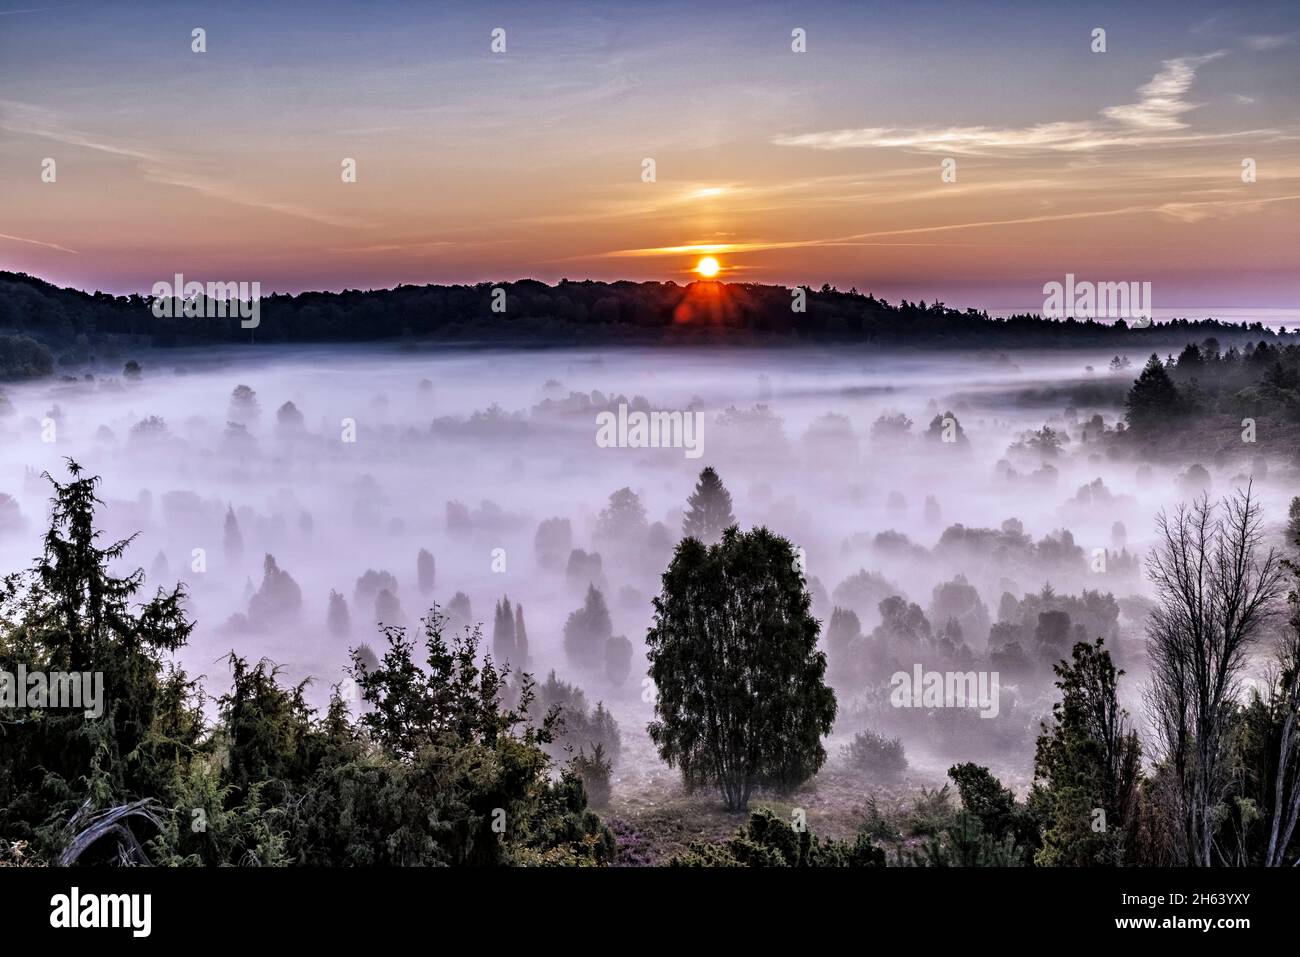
0 461 197 854
514 602 529 669
605 634 633 686
563 585 612 671
223 504 243 564
493 595 517 666
1032 639 1142 865
416 548 435 594
327 589 350 638
647 527 836 810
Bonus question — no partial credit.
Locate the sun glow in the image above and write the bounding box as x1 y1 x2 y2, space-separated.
695 256 721 278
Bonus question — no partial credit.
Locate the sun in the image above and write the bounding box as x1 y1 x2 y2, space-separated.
695 256 721 278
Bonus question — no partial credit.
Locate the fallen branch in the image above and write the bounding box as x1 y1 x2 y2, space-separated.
57 799 164 867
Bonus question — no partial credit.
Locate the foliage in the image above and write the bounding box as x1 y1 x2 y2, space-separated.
681 466 736 543
1032 640 1141 865
671 809 885 867
562 585 613 670
844 730 908 778
647 527 836 810
1124 353 1182 432
0 463 612 867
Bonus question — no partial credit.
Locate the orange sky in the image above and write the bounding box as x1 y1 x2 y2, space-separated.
1 1 1297 311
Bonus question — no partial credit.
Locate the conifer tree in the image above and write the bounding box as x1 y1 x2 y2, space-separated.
0 461 197 853
1124 354 1182 433
224 504 244 564
493 595 517 666
514 603 529 668
647 527 836 810
327 589 351 638
417 548 435 594
563 585 612 670
682 467 736 543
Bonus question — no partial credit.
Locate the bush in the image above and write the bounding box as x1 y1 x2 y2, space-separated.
844 730 907 778
572 744 612 809
536 671 622 768
671 809 885 867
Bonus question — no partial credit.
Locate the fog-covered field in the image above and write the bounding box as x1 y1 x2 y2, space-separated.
1 344 1292 792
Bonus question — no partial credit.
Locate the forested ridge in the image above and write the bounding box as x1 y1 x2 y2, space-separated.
0 270 1291 380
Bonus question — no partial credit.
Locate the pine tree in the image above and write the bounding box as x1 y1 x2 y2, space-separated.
682 467 736 543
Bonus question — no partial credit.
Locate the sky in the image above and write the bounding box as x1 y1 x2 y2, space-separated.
1 0 1298 314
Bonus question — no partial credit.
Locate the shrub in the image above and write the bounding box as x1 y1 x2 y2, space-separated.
671 809 885 867
844 729 908 778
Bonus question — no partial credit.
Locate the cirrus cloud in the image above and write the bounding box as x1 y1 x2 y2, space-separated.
772 52 1276 156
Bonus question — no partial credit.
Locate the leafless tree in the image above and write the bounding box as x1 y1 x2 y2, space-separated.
1144 485 1284 866
1262 566 1300 866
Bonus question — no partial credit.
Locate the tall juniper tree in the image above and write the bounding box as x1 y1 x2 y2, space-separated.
223 504 244 564
647 526 836 810
417 548 435 595
513 602 529 669
493 595 517 667
1032 639 1141 865
0 460 197 852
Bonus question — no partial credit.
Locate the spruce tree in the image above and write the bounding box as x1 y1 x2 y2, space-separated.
1124 353 1182 433
682 467 736 543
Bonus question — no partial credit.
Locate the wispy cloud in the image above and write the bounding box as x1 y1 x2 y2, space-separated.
140 167 378 230
1100 52 1225 129
0 100 375 230
0 99 167 162
0 231 78 254
593 194 1300 259
0 5 76 15
774 52 1261 156
1243 33 1295 50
